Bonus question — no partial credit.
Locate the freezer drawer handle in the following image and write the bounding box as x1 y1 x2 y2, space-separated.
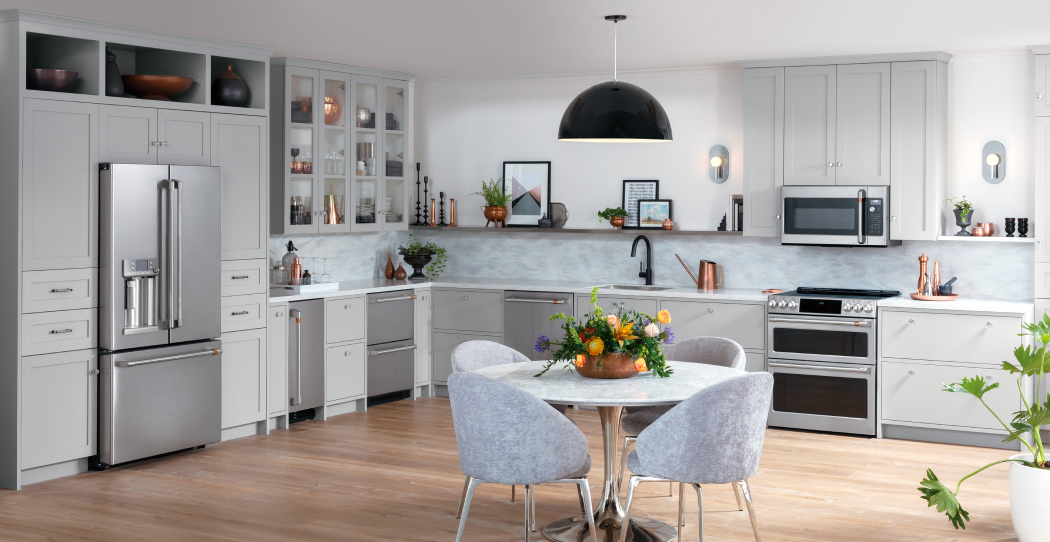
767 362 870 374
768 317 871 328
115 348 222 368
50 288 74 293
369 345 418 356
231 311 250 316
505 297 566 304
369 295 415 303
49 329 73 334
231 275 250 280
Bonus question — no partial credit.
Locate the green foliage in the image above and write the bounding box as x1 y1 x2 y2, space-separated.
397 234 448 278
919 313 1050 529
597 207 628 222
947 195 973 220
470 178 511 207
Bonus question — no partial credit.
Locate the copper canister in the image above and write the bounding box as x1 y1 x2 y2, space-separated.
290 257 302 286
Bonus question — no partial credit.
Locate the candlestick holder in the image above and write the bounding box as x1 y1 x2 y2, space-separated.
429 199 436 226
438 192 447 226
413 163 422 225
422 176 430 225
449 198 457 227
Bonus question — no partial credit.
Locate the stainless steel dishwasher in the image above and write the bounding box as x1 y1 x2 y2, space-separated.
367 291 416 405
503 291 574 361
288 299 325 421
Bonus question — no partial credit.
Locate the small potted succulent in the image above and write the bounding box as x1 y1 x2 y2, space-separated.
598 207 628 229
397 234 447 280
948 195 974 236
470 178 511 227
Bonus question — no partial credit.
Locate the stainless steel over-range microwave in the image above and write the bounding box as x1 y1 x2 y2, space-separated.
781 186 899 247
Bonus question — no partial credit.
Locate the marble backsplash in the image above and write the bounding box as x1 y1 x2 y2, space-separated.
270 230 1034 301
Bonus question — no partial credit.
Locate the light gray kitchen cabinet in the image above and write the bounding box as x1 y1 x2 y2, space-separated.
220 259 268 297
577 295 659 320
267 304 288 416
881 360 1020 432
784 65 836 186
1035 53 1050 117
212 114 267 261
835 63 890 186
157 109 210 165
22 99 98 271
415 289 432 386
220 328 267 429
433 289 503 334
658 300 765 351
21 269 96 314
325 342 366 403
220 293 267 333
880 310 1023 366
325 296 366 344
742 67 783 237
20 349 97 469
432 330 501 383
20 309 96 356
99 106 210 166
1036 117 1050 262
890 61 946 241
744 351 765 373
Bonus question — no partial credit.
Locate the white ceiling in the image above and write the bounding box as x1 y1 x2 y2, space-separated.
7 0 1050 80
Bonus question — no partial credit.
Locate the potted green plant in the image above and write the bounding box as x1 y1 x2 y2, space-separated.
948 195 974 236
918 314 1050 539
397 234 447 280
597 207 628 229
470 178 510 227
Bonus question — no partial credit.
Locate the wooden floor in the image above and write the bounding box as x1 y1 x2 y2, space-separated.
0 398 1018 541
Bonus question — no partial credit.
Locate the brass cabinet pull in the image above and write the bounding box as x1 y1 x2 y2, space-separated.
50 329 73 334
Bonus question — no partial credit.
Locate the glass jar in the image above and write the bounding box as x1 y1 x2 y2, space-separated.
271 265 288 285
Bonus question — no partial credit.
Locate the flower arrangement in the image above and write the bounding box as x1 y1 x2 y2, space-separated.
533 287 674 377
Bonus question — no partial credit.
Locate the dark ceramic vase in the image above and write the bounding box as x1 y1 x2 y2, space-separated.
105 46 123 97
953 208 972 236
538 213 552 228
400 253 433 280
212 65 248 107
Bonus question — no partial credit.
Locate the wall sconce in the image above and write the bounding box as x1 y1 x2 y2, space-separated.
709 145 728 183
982 141 1006 184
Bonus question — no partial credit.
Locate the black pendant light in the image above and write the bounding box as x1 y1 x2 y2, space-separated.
558 15 672 142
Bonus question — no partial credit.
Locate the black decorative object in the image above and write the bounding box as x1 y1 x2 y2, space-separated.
422 176 430 225
401 253 432 280
105 46 123 97
558 16 672 142
938 277 957 296
953 208 972 236
1005 217 1016 237
1019 218 1029 238
538 214 552 228
438 192 447 226
212 65 248 107
413 163 423 225
717 214 728 231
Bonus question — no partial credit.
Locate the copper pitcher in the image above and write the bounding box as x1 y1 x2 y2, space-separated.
697 260 723 289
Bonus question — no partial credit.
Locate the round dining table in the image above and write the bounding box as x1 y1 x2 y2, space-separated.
471 359 746 542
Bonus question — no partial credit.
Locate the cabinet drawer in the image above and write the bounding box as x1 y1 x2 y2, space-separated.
882 360 1019 431
432 331 500 383
21 309 96 356
434 289 502 333
326 296 365 345
221 294 266 332
881 311 1022 364
326 342 366 402
22 269 97 313
21 349 97 469
221 259 267 296
659 300 766 351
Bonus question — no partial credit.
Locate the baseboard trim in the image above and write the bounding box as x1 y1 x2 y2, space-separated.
21 457 88 486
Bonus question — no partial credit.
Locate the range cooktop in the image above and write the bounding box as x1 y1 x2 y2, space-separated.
768 287 901 316
793 287 901 298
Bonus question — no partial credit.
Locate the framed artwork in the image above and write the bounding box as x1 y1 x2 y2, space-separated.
622 180 659 228
637 199 672 229
503 161 551 227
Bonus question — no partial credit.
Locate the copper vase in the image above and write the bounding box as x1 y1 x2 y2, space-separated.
576 353 639 379
610 216 625 229
393 264 407 280
384 255 395 279
662 218 673 230
483 206 507 228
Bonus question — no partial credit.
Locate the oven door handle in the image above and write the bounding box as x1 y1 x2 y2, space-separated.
768 317 871 327
768 362 870 374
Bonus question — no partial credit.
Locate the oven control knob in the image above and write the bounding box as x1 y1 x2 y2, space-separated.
843 303 853 312
776 300 787 309
787 300 798 309
863 304 874 313
768 300 777 308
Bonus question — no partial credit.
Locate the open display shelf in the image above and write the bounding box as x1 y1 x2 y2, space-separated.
26 32 99 95
935 235 1035 243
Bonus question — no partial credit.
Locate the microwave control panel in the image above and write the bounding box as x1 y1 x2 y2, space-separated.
864 198 884 236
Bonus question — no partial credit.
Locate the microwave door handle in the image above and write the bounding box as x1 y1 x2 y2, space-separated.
857 189 866 245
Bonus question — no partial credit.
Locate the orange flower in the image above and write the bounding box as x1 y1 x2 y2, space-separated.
612 322 639 347
574 354 586 367
606 315 619 327
634 357 648 372
657 310 671 324
586 337 605 356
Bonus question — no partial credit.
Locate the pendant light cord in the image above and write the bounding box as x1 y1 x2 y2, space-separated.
613 20 618 82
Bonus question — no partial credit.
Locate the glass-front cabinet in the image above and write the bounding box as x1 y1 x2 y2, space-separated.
272 59 412 234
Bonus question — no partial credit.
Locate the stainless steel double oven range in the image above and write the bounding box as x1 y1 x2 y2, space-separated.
766 287 899 436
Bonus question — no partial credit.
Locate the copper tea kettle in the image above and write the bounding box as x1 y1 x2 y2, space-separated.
676 255 724 289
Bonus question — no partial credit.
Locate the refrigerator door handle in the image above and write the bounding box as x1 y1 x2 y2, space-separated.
290 309 302 406
115 348 222 368
165 179 175 330
174 179 184 328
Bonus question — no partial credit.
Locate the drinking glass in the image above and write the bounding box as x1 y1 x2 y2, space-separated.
320 258 330 284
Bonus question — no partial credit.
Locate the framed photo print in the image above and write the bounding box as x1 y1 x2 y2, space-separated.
622 180 659 228
503 161 551 227
637 199 672 229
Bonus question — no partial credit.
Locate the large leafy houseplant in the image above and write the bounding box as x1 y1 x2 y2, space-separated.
534 287 674 377
918 314 1050 529
470 178 511 208
397 234 447 278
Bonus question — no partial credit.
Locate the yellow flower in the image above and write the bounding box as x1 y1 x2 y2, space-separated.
634 357 648 372
612 322 639 347
657 310 671 324
574 354 586 367
586 337 605 356
606 315 619 327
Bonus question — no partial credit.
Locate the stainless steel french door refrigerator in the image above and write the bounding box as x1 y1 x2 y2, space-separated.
97 163 222 467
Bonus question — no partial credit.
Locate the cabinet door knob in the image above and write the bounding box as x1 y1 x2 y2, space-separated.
986 322 993 328
1038 241 1043 247
776 214 781 219
707 308 714 313
908 319 915 325
344 304 351 309
344 351 349 356
890 216 897 221
827 162 834 167
462 296 469 301
836 162 843 167
90 369 100 375
907 370 914 376
276 311 283 317
1039 94 1044 99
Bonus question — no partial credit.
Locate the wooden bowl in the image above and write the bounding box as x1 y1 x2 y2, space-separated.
576 353 640 379
26 69 78 92
121 75 193 101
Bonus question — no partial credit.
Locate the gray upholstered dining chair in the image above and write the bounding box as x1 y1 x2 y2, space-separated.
617 337 747 492
448 372 598 542
619 372 773 542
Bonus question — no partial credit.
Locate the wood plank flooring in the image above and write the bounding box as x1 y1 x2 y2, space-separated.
0 398 1018 541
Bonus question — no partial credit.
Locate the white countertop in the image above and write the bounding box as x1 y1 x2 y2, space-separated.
879 296 1034 315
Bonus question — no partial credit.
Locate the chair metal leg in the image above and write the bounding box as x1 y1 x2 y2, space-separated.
529 483 536 532
616 435 635 489
524 484 532 540
456 477 483 542
678 481 685 529
456 475 471 519
618 475 643 542
574 478 599 542
693 483 704 542
732 480 744 511
739 479 762 542
576 482 586 514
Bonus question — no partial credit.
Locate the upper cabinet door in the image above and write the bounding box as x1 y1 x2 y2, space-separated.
99 105 156 164
784 66 836 186
1036 118 1050 261
890 61 939 241
742 67 784 237
212 114 267 260
835 63 890 186
158 110 211 166
23 100 98 271
1036 55 1050 117
381 78 409 231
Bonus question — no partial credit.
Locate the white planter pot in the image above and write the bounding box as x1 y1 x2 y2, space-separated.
1009 453 1050 542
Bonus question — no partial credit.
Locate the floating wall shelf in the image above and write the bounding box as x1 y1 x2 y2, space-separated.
935 235 1034 243
408 225 743 236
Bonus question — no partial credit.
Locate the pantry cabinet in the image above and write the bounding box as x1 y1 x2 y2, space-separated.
890 61 946 241
212 114 267 260
742 67 783 237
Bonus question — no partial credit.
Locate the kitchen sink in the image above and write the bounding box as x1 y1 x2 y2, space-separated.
598 284 675 292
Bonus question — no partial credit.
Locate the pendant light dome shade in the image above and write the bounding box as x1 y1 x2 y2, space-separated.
558 81 672 141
